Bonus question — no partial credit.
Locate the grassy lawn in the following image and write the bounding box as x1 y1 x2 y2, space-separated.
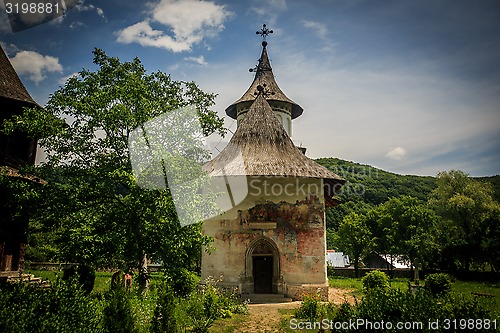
209 313 247 333
328 275 500 318
26 269 167 294
26 269 113 293
328 276 408 298
452 280 500 318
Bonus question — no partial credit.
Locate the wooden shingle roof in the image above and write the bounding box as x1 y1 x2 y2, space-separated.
204 92 344 185
0 44 38 106
225 42 303 120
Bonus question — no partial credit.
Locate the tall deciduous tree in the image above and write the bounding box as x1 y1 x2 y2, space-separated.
334 212 374 278
2 49 225 288
364 196 438 281
429 170 500 272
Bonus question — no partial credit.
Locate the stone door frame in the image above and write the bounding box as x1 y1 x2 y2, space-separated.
243 236 281 294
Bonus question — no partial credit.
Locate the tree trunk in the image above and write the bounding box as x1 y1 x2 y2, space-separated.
414 258 420 284
389 255 394 279
354 257 359 278
138 253 150 292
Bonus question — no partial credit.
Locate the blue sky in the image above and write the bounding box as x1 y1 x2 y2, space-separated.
1 0 499 177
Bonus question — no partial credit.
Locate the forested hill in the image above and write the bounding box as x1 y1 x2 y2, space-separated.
315 157 500 205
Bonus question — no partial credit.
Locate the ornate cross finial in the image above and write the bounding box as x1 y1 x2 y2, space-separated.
256 24 273 42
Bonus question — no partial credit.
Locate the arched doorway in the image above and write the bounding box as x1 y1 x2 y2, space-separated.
245 237 280 294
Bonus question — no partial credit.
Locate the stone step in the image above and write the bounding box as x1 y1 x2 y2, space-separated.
243 293 293 304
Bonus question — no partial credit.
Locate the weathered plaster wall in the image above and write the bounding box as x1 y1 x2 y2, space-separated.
201 176 328 299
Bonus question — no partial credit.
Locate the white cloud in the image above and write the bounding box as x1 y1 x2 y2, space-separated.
116 0 232 52
385 147 407 160
58 72 79 84
76 1 95 12
0 42 19 55
184 55 207 66
302 20 327 39
117 20 192 52
10 51 63 83
250 0 287 26
75 1 105 20
69 21 87 29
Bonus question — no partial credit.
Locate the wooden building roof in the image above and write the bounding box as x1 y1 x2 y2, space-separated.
0 45 38 107
225 42 303 120
204 92 343 183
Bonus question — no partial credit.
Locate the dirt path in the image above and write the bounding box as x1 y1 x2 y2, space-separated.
232 288 354 333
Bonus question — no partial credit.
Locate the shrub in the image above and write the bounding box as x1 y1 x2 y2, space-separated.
361 270 389 293
322 287 490 332
62 264 96 295
102 286 138 333
327 265 335 278
178 277 246 333
150 283 179 333
170 268 200 297
295 294 323 322
0 279 100 333
425 273 452 297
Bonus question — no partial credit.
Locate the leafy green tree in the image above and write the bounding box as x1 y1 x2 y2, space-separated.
364 196 438 280
334 212 374 277
365 205 398 277
429 170 500 272
2 49 225 288
384 196 438 280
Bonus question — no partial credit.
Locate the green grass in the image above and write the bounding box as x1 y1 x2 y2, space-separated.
328 276 408 298
452 280 500 318
328 275 500 318
209 313 247 333
26 269 113 293
26 269 59 282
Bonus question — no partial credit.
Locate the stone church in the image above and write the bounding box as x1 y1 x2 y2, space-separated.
201 26 344 300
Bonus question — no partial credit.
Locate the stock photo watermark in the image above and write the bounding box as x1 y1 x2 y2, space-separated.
2 0 78 32
128 106 248 227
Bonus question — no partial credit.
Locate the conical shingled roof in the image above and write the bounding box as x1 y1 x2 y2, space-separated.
204 92 344 186
0 45 38 106
225 42 303 119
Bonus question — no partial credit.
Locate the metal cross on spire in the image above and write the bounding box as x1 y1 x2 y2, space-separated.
256 24 273 42
250 24 273 75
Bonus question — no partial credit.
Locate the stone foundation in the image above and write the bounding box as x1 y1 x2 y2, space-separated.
286 284 329 301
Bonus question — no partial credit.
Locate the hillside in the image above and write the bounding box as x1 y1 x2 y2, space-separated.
316 157 437 205
315 157 500 229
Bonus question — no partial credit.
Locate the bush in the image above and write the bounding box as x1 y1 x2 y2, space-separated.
425 273 452 297
0 279 100 333
327 265 335 278
170 268 200 297
361 270 389 293
151 283 179 333
62 264 96 295
321 286 491 332
102 286 138 333
178 277 246 333
295 294 324 322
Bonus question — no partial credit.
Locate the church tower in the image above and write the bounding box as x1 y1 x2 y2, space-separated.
225 25 302 137
201 25 344 301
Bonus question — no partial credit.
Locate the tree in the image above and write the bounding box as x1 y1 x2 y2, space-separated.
334 212 374 278
384 196 438 281
365 205 398 278
429 170 500 272
2 49 226 288
364 196 438 281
